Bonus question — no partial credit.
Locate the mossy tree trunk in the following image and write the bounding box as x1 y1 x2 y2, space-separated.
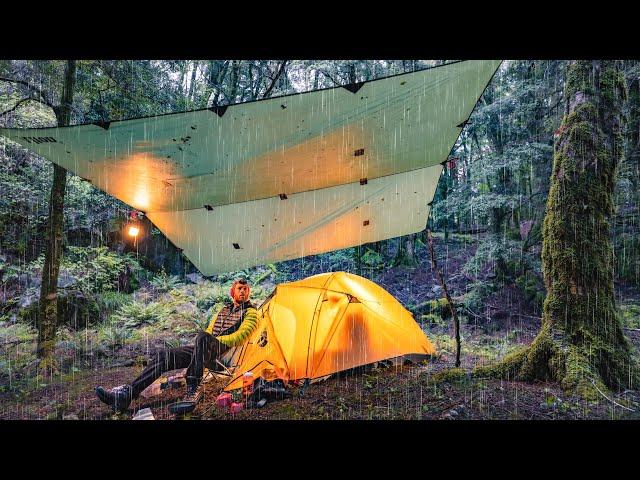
36 60 76 375
394 234 418 267
475 61 638 397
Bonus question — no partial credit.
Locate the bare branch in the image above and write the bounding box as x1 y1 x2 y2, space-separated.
0 97 35 117
262 60 289 99
0 76 55 109
95 61 171 113
319 69 339 86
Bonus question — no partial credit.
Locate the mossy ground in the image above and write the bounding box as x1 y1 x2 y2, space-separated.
2 312 639 420
3 356 640 421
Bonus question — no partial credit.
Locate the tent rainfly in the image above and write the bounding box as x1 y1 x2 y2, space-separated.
0 60 501 275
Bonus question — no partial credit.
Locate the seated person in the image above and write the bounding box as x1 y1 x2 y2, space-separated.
95 278 258 414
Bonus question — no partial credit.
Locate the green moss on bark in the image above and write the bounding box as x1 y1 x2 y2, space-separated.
475 61 639 398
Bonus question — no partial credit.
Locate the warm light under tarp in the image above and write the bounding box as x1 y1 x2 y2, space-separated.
0 60 501 275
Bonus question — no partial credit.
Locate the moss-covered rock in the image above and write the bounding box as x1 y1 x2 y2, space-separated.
431 367 468 384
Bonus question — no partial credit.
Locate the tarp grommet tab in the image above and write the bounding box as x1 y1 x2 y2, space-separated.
342 81 366 94
209 105 228 118
93 121 111 130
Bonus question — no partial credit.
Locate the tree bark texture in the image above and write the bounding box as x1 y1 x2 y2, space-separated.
36 60 76 373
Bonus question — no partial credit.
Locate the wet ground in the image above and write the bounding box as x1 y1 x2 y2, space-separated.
2 336 639 421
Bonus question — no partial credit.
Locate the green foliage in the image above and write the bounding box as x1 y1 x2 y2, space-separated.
191 311 212 333
253 264 277 285
163 337 183 349
63 246 143 293
0 322 36 344
0 255 23 286
196 284 229 310
99 323 132 349
110 300 171 328
431 368 468 384
420 313 446 328
463 282 495 313
614 229 640 285
516 274 545 310
149 269 183 292
620 304 640 329
10 247 143 329
96 291 131 317
429 297 451 318
360 248 385 271
463 238 533 281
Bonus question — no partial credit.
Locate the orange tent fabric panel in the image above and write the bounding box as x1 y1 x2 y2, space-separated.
223 309 289 391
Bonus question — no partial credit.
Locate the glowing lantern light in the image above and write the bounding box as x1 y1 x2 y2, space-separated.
126 210 143 242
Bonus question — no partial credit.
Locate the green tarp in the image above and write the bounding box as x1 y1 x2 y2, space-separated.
0 60 501 275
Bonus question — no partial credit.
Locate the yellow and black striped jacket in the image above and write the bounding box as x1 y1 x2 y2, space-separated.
205 301 259 347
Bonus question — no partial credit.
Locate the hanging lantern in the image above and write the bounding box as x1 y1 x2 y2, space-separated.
126 211 143 241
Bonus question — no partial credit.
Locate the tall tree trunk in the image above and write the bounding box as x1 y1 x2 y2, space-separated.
206 60 230 107
475 60 638 397
394 234 418 267
227 60 240 104
179 61 187 95
187 60 198 103
36 60 76 374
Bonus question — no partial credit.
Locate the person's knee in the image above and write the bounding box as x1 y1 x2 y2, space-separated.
196 331 211 345
196 332 215 345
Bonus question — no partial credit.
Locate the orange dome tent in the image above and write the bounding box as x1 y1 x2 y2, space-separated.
219 272 435 391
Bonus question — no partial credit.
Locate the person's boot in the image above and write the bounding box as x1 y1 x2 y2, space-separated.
168 380 203 415
95 385 133 412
